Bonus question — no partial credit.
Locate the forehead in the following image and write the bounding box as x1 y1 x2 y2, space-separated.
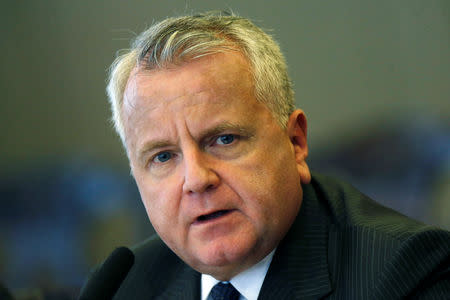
122 52 269 150
123 51 254 113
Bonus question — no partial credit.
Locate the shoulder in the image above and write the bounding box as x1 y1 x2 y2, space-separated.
310 172 446 240
309 172 450 298
131 234 177 269
112 234 194 299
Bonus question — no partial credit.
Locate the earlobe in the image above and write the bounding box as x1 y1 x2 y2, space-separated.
297 161 311 184
287 110 311 184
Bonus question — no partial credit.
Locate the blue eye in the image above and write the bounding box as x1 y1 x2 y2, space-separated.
217 134 235 145
154 152 172 163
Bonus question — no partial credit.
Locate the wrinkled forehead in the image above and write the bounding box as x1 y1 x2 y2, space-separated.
123 52 254 112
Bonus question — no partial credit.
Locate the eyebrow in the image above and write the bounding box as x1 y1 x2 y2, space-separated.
136 139 173 166
198 122 254 143
135 122 254 165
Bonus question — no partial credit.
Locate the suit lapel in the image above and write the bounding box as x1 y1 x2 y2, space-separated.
258 183 333 299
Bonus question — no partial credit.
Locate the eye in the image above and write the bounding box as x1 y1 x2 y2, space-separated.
153 151 173 163
216 134 235 145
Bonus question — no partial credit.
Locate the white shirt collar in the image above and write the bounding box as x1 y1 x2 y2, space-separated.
201 250 276 300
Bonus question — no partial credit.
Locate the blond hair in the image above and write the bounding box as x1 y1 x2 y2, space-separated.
107 11 295 145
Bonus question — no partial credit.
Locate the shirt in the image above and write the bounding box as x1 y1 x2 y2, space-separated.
201 250 275 300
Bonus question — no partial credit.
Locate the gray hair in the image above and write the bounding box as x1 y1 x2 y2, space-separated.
107 11 295 146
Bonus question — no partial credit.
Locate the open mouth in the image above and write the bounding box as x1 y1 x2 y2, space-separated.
196 209 233 223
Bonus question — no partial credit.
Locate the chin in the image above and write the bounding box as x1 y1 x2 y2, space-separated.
190 236 265 277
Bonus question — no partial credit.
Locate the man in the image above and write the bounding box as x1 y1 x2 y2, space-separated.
83 12 449 299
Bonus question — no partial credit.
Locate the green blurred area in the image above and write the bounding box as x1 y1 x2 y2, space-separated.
1 0 449 173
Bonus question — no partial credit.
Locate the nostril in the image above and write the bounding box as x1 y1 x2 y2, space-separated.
205 184 216 191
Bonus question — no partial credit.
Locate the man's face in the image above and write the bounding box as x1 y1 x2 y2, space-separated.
123 51 310 280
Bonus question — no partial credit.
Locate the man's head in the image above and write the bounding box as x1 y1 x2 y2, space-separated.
107 12 311 280
107 12 295 146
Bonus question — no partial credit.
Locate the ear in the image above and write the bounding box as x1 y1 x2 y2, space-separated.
286 109 311 184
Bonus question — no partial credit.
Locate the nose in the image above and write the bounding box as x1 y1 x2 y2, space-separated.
182 148 220 194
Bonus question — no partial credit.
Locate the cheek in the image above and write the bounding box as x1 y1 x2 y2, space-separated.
231 141 300 223
135 174 182 233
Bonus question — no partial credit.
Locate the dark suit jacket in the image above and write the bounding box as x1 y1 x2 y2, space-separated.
108 173 449 299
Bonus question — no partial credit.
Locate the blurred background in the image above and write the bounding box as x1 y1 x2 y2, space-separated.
1 0 449 299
